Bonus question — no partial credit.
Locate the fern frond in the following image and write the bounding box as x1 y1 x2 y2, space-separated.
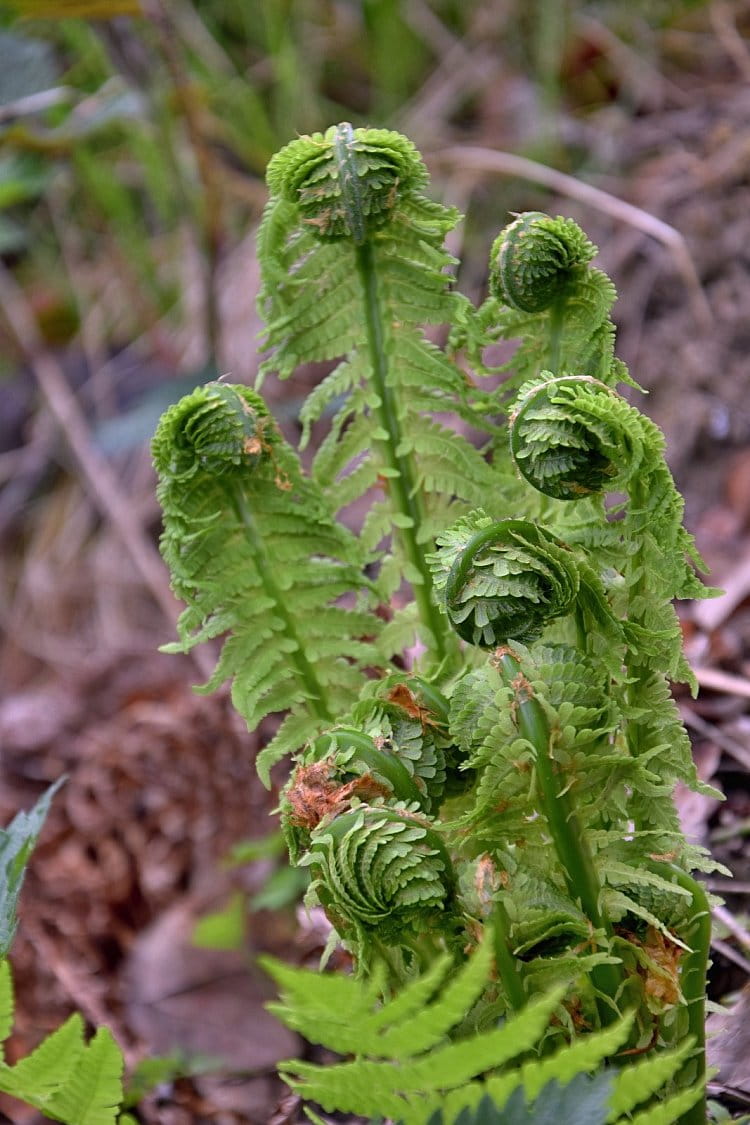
301 803 458 961
258 123 513 663
422 1076 613 1125
277 987 565 1121
153 382 382 777
0 966 124 1125
470 212 630 399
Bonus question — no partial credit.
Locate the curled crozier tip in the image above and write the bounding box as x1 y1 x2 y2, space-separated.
152 382 273 481
431 513 580 649
510 375 626 500
265 123 427 243
489 211 597 314
306 803 455 947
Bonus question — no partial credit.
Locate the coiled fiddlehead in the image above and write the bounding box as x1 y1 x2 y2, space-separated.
265 122 427 245
428 512 580 648
152 381 274 482
509 374 661 501
461 211 626 399
281 728 426 863
489 211 597 314
302 803 457 958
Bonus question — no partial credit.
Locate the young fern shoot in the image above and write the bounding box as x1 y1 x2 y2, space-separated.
153 130 720 1125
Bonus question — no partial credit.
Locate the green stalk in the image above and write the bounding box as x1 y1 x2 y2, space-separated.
648 863 710 1125
492 899 526 1012
355 239 457 669
497 651 621 1024
223 483 333 723
547 297 565 375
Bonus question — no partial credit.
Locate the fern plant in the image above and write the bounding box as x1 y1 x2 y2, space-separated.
262 932 703 1125
153 124 721 1123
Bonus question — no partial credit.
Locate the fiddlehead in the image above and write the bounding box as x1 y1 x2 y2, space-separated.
153 383 382 782
509 375 628 500
281 728 426 863
489 211 597 314
428 512 582 648
152 381 275 481
265 122 427 244
461 212 627 399
302 803 458 965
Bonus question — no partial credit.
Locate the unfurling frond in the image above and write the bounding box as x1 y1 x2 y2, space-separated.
428 513 580 647
258 124 510 664
153 383 381 782
265 122 428 244
464 212 629 398
489 211 597 314
301 803 458 961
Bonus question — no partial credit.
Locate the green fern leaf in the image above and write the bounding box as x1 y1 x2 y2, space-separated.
0 1014 85 1102
605 1040 694 1120
423 1073 614 1124
0 982 124 1125
612 1080 704 1125
153 382 383 776
0 778 64 955
42 1027 124 1125
277 988 564 1120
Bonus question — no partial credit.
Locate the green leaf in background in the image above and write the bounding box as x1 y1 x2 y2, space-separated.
191 892 246 951
0 777 64 956
249 864 308 912
5 0 142 18
223 829 287 868
0 154 47 209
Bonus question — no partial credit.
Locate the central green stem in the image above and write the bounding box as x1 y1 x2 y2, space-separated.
497 650 621 1024
355 239 456 668
547 297 565 375
224 482 333 723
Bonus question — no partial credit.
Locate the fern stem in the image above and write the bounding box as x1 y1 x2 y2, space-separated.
355 239 457 668
492 899 526 1012
496 650 621 1024
222 482 333 723
649 863 709 1124
548 297 565 374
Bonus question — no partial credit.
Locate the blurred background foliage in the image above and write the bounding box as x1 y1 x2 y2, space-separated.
0 0 709 385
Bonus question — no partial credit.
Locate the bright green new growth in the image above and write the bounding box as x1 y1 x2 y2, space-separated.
152 381 382 782
264 933 703 1125
153 132 720 1125
0 962 124 1124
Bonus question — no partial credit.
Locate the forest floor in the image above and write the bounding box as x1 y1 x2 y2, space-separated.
2 7 750 1123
